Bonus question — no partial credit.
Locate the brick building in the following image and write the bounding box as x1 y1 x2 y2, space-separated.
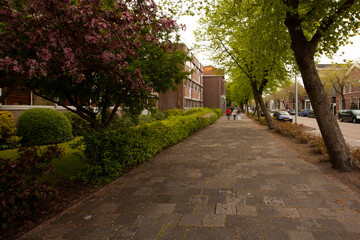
203 66 226 113
317 62 360 114
338 62 360 111
158 44 204 111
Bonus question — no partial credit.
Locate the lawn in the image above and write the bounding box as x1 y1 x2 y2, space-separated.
0 137 89 184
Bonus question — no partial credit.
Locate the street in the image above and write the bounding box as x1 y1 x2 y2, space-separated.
294 115 360 147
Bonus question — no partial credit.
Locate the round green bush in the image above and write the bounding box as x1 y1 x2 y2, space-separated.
18 108 72 145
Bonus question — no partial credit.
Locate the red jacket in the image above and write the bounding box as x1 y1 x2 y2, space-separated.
226 109 231 115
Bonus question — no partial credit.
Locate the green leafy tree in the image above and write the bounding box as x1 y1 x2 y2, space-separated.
192 0 292 129
319 64 351 110
159 0 359 171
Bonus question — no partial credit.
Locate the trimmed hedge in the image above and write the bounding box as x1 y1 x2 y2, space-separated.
80 108 221 184
18 108 72 145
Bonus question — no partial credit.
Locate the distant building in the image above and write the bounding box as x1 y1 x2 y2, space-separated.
317 62 360 114
158 44 204 111
203 66 226 113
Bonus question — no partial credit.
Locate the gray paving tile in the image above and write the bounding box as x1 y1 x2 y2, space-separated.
202 214 225 227
211 227 237 240
178 214 203 227
186 227 211 240
20 116 360 240
159 226 187 240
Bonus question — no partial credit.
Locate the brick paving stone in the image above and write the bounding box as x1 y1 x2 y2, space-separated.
189 195 209 204
247 216 273 229
132 225 164 240
174 204 195 214
208 195 227 204
337 231 360 240
295 218 321 231
276 207 300 218
237 205 258 216
219 188 236 196
159 226 187 240
257 206 278 217
298 208 322 218
227 196 246 205
317 208 343 219
311 231 341 240
185 227 211 240
246 196 264 206
271 217 297 230
211 228 237 240
315 218 347 232
195 204 216 214
237 227 263 240
264 196 285 206
108 225 138 240
202 214 225 227
225 215 248 228
134 214 160 225
262 229 290 240
178 214 203 227
288 231 315 240
156 213 182 226
216 203 236 215
152 195 173 203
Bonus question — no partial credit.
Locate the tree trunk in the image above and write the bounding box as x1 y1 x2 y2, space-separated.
251 80 274 129
341 95 346 110
293 51 355 171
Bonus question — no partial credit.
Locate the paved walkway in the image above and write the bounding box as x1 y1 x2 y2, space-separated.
22 116 360 240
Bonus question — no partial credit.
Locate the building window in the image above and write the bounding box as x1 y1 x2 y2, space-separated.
343 85 347 94
350 84 354 93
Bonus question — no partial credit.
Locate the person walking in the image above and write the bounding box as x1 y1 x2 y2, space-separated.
232 108 238 120
226 108 231 120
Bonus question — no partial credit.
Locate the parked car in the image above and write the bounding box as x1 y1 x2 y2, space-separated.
307 110 315 118
288 109 296 115
338 109 360 123
299 109 309 117
273 111 293 123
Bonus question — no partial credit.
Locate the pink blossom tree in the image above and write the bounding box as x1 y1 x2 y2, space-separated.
0 0 190 128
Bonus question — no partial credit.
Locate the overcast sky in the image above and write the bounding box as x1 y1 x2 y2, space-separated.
177 16 360 67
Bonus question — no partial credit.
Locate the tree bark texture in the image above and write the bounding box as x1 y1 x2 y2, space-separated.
250 80 274 130
292 50 355 171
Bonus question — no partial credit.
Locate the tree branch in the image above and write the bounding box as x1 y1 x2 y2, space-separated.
311 0 355 45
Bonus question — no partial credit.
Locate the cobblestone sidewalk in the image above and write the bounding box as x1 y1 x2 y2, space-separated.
22 115 360 240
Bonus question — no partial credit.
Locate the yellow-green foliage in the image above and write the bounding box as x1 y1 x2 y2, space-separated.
81 107 221 184
0 111 21 149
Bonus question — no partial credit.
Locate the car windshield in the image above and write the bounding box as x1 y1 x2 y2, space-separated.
351 110 360 114
278 111 290 116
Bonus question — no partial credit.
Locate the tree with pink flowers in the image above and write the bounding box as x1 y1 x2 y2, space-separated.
0 0 190 128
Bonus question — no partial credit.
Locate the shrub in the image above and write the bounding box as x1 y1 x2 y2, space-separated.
309 136 329 161
139 108 167 124
0 111 21 150
163 108 184 117
0 145 63 234
184 107 203 115
80 108 220 184
18 108 72 145
63 111 91 136
351 147 360 164
211 107 223 118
